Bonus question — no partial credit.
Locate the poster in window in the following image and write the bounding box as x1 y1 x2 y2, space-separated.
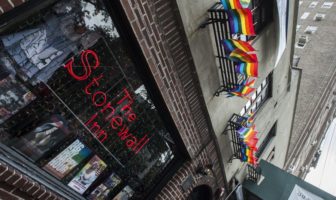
12 114 70 161
0 6 101 84
112 186 134 200
43 139 92 179
88 172 122 200
68 155 107 194
0 73 35 124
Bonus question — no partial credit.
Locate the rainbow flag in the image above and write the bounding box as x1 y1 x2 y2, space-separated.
222 39 255 55
245 112 255 127
235 62 258 77
240 145 248 161
229 49 257 63
247 148 257 165
227 8 255 35
238 126 256 139
227 78 255 98
242 77 255 87
228 85 255 98
245 137 258 150
220 0 242 10
241 144 257 165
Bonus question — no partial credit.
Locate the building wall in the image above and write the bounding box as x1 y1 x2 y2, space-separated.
286 0 336 177
120 0 228 198
0 161 63 200
0 0 228 200
174 0 299 183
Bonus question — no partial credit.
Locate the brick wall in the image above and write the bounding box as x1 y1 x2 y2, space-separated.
0 161 63 200
120 0 226 199
0 0 226 199
0 0 26 15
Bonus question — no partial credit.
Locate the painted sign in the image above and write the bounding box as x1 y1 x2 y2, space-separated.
43 139 92 179
63 41 150 154
288 185 324 200
68 155 107 194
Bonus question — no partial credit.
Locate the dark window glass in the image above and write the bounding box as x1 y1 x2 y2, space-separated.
252 0 275 34
256 123 276 158
0 1 182 199
240 72 273 116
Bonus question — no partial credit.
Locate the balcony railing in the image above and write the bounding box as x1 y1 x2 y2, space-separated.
224 113 250 162
206 3 246 96
202 1 273 96
246 164 261 183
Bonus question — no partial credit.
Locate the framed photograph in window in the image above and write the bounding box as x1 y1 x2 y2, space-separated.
11 114 71 161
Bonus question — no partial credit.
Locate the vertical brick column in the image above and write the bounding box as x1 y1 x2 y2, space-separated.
120 0 227 199
0 0 26 15
0 162 63 200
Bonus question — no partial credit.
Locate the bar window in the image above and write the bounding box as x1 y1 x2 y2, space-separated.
256 123 277 158
0 1 185 199
250 0 275 34
240 72 273 116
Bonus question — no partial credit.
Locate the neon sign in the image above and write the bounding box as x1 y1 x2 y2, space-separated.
64 50 150 154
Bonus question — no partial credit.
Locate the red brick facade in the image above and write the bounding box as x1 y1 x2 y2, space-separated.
120 0 226 199
0 0 227 199
0 161 62 200
0 0 26 15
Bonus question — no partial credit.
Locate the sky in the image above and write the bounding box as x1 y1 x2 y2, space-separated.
305 119 336 196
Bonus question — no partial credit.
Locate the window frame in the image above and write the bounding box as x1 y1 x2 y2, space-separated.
240 72 273 117
250 0 275 35
0 0 189 199
256 122 277 159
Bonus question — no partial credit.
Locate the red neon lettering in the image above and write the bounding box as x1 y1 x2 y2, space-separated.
128 113 136 122
65 50 151 154
110 116 123 130
92 91 107 107
118 88 134 109
118 126 132 140
64 50 100 81
85 113 98 126
95 129 108 143
85 74 104 94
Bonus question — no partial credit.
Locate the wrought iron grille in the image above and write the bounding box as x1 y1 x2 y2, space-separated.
224 113 249 162
247 164 261 183
204 1 274 96
207 3 245 96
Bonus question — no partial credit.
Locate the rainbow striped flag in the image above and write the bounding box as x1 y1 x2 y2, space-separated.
242 77 255 87
222 39 255 55
241 144 257 165
220 0 242 10
228 85 255 98
238 126 257 139
235 62 258 77
227 78 255 98
240 145 248 161
245 112 255 127
246 147 257 165
227 8 255 35
229 49 257 63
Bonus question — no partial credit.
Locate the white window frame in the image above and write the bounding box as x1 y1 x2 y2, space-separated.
301 12 310 20
321 2 333 9
304 26 318 34
309 1 318 8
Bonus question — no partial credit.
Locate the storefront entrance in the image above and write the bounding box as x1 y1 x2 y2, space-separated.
188 185 213 200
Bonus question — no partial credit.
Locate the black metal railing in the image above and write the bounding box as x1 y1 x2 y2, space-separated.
203 1 274 96
224 113 250 162
246 164 261 183
207 3 245 96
